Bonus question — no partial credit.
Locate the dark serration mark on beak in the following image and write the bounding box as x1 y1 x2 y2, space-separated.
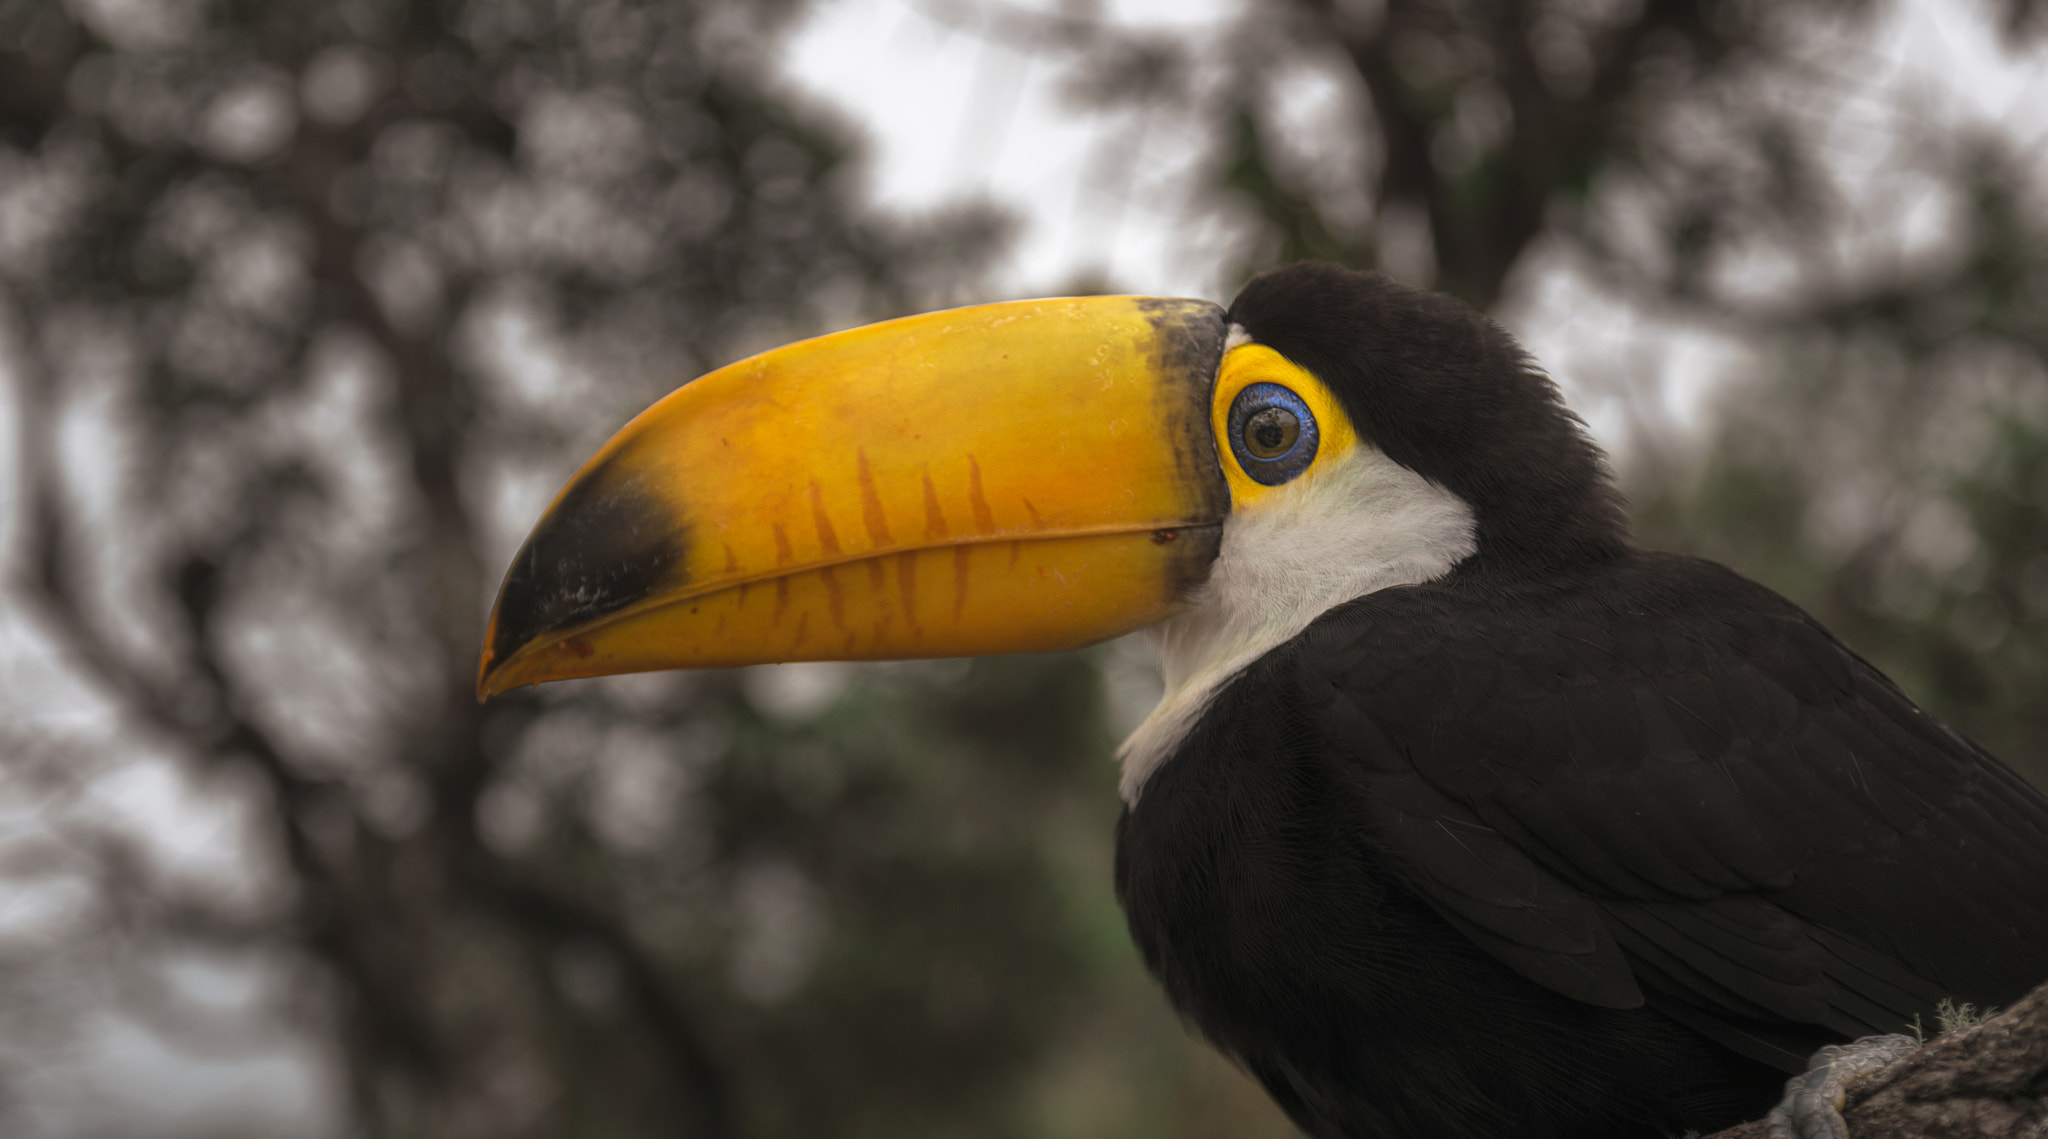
487 447 686 669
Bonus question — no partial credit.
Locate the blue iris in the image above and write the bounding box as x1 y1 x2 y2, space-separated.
1226 382 1319 486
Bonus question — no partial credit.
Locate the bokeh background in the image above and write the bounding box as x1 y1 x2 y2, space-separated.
2 0 2046 1135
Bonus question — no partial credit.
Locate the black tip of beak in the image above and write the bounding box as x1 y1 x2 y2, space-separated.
483 452 688 685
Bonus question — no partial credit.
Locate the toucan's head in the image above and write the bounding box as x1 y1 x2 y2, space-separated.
477 263 1625 787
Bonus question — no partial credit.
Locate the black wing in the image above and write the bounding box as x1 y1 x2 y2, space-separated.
1300 551 2048 1070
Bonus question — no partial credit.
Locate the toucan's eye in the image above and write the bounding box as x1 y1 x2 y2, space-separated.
1227 382 1319 485
1244 408 1298 458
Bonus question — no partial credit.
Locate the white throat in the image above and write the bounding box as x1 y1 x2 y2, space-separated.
1116 445 1477 803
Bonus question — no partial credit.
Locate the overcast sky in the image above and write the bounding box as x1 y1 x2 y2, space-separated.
779 0 1250 299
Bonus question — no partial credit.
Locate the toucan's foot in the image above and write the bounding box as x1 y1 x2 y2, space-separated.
1763 1033 1918 1139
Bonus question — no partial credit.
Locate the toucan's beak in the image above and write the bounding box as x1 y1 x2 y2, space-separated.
477 296 1229 700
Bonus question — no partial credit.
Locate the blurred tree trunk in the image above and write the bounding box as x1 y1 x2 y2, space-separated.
1295 0 1785 308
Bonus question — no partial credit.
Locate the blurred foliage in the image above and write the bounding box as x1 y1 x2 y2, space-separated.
1631 142 2048 784
3 0 2046 1137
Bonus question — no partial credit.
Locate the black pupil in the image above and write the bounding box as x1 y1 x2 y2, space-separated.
1245 408 1298 458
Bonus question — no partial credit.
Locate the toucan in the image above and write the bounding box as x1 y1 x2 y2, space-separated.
477 262 2048 1139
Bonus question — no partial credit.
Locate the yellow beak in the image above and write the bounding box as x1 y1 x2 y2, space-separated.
476 296 1229 700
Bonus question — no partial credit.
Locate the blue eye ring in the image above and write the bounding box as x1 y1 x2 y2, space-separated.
1226 382 1319 486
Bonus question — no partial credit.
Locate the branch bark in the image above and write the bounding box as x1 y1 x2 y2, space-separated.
1707 982 2048 1139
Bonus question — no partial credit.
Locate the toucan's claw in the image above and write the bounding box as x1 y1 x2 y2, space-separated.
1764 1033 1917 1139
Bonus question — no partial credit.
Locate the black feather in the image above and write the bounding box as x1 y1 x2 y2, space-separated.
1114 263 2048 1139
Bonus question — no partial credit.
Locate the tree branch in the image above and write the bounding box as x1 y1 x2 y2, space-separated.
1707 981 2048 1138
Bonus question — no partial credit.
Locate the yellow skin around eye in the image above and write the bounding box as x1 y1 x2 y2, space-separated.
1211 343 1363 508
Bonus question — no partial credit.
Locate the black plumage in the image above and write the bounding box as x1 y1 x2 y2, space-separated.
1114 264 2048 1138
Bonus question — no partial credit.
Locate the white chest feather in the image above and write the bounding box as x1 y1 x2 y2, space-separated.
1116 446 1477 803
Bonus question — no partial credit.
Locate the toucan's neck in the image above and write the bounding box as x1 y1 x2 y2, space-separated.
1117 443 1478 805
1115 454 1628 803
1459 481 1633 576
